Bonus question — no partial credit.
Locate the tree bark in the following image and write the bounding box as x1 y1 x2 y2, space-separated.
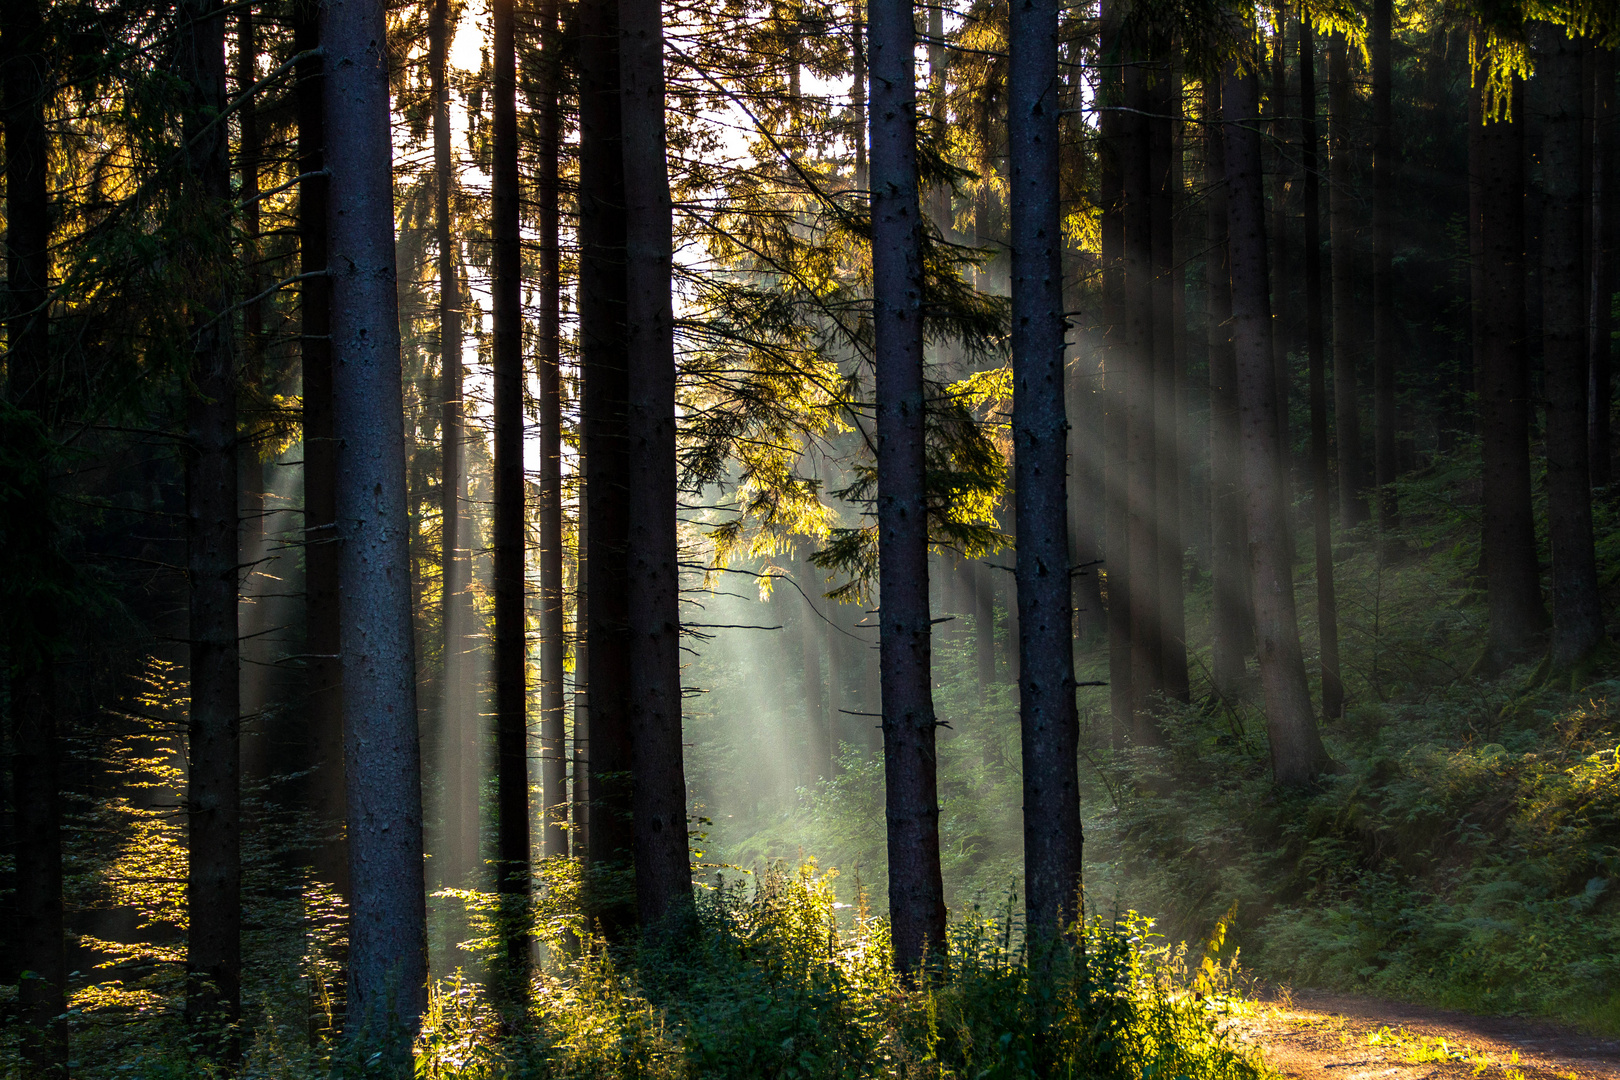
1300 21 1344 721
869 0 946 972
851 6 867 192
1370 0 1397 531
1224 60 1330 788
1009 0 1081 937
1151 67 1188 705
1477 75 1548 672
1206 77 1252 702
621 0 695 931
179 0 241 1053
1593 47 1616 490
322 0 429 1049
1328 32 1367 526
1270 22 1291 475
1542 29 1604 672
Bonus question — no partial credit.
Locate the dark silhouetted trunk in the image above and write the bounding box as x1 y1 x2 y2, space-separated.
179 0 241 1053
572 505 591 854
621 0 694 931
1371 0 1396 530
1224 60 1330 788
579 0 634 895
1151 68 1188 705
1300 22 1344 720
1593 47 1616 489
1477 76 1547 671
869 0 946 972
237 8 264 544
1470 66 1485 444
1009 0 1081 936
1329 32 1367 526
1542 31 1604 672
322 0 428 1050
1270 23 1291 474
537 0 568 859
1206 78 1252 701
295 0 345 899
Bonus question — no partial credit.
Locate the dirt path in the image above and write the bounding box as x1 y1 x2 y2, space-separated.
1232 991 1620 1080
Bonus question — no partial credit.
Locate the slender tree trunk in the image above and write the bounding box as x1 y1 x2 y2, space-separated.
323 0 429 1049
1329 33 1367 526
1470 65 1485 445
1009 0 1081 936
1300 22 1344 720
537 0 568 859
237 8 264 545
1593 47 1616 490
1123 54 1160 734
1542 30 1604 672
179 0 241 1053
4 0 67 1069
1206 77 1252 701
621 0 695 930
852 6 867 192
1224 60 1329 788
572 503 591 854
1371 0 1397 530
295 0 346 900
1477 75 1548 673
1151 67 1188 705
1270 22 1291 474
578 0 635 903
869 0 946 972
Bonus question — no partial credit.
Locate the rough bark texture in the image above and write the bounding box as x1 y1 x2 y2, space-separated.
1328 33 1367 527
578 0 635 897
1477 76 1548 673
1009 0 1081 937
621 0 695 932
322 0 429 1050
179 0 241 1052
1370 0 1397 530
1205 78 1252 702
1593 47 1616 490
1542 30 1604 672
1151 69 1188 705
1300 22 1345 720
869 0 947 972
1224 62 1330 789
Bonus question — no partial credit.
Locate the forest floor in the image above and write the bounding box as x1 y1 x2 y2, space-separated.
1235 992 1620 1080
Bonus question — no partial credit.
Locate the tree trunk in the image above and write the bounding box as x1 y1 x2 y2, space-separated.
976 559 996 699
1224 60 1330 788
322 0 429 1049
1329 32 1367 526
1593 46 1616 490
1206 77 1252 702
1371 0 1397 530
236 7 264 548
621 0 695 931
536 0 568 860
295 0 346 900
179 0 241 1053
1009 0 1081 937
1477 75 1548 672
1300 21 1345 720
1151 68 1188 705
869 0 946 972
572 502 591 855
578 0 635 906
1542 29 1604 672
1270 22 1291 475
4 0 67 1069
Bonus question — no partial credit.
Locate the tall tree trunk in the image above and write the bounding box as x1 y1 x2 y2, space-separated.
179 0 241 1054
490 0 532 991
537 0 568 859
4 0 67 1070
621 0 695 931
1300 21 1344 720
237 7 264 546
1224 60 1330 788
578 0 635 905
869 0 946 972
572 503 591 854
296 0 346 900
1206 77 1252 702
1009 0 1081 937
851 5 867 192
1469 62 1485 445
1542 29 1604 672
1270 21 1291 475
1328 32 1367 526
1098 0 1131 739
1371 0 1397 530
1477 75 1548 672
322 0 429 1049
976 560 996 699
1151 67 1188 705
1123 54 1160 734
1593 47 1616 490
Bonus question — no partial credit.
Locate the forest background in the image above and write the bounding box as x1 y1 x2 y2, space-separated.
4 0 1620 1073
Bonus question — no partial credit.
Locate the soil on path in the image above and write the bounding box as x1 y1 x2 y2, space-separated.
1233 990 1620 1080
